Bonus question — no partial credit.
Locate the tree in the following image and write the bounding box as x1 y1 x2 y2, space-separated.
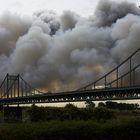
85 101 95 109
93 107 114 122
45 107 64 121
98 102 106 107
27 104 46 122
84 101 96 120
105 101 118 109
63 104 81 120
105 101 139 110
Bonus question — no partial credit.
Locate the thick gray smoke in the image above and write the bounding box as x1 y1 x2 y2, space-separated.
0 0 140 92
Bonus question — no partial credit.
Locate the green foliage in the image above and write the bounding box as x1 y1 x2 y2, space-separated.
0 119 140 140
27 104 46 122
27 104 86 121
0 105 3 111
27 102 138 123
63 104 81 120
1 102 140 140
98 102 106 107
84 101 96 120
93 107 115 122
45 107 63 121
106 101 118 109
27 103 94 122
105 101 139 110
85 101 95 109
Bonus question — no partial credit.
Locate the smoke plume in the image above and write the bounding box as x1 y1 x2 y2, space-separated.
0 0 140 92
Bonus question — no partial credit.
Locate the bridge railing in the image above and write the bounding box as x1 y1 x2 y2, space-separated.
77 48 140 91
107 64 140 88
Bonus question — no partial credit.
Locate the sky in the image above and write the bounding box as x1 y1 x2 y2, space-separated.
0 0 139 90
0 0 140 107
0 0 139 17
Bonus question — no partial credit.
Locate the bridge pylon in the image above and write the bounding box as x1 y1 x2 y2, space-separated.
0 74 20 99
0 73 42 100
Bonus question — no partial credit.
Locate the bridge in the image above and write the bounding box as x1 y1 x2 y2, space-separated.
0 48 140 105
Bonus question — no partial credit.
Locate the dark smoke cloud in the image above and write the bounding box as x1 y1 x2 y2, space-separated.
0 0 139 92
61 10 80 31
93 0 140 27
0 12 31 55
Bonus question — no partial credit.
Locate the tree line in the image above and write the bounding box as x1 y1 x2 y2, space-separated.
98 101 139 110
27 101 139 122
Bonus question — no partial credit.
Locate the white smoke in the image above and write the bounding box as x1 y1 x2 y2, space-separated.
0 0 139 91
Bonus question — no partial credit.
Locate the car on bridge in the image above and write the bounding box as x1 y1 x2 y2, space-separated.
92 85 110 90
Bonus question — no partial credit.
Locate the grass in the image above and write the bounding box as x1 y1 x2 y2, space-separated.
0 118 140 140
0 107 140 140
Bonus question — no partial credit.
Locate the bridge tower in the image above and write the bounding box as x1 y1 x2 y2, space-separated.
6 74 20 98
0 74 20 99
0 74 22 122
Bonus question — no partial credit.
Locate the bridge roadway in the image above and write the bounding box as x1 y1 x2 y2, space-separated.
0 86 140 105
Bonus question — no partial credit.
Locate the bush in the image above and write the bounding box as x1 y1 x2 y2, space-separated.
63 104 81 120
85 101 95 109
98 102 106 107
105 101 139 110
27 104 46 122
93 107 115 122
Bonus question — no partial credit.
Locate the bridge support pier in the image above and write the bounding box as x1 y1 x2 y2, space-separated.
4 107 22 122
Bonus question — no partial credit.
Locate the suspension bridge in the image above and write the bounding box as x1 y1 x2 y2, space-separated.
0 48 140 105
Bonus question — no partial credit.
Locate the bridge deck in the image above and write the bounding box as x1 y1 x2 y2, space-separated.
0 86 140 105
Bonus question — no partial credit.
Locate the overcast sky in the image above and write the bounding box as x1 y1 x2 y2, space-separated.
0 0 139 17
